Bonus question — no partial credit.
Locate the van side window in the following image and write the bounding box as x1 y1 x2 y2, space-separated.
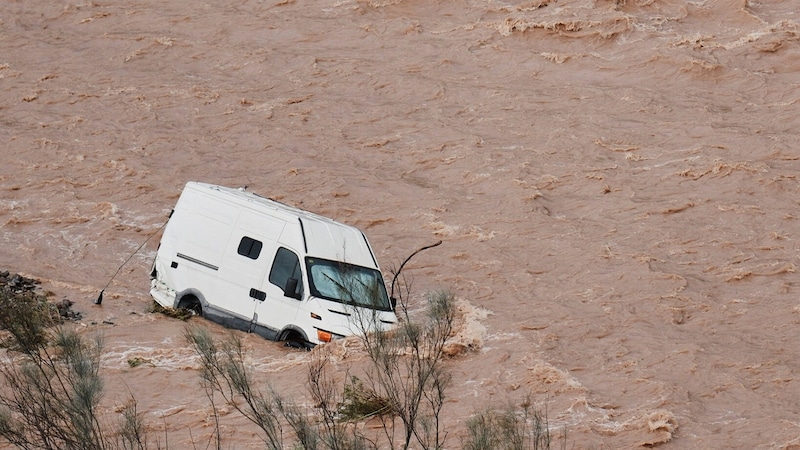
269 247 302 296
237 236 263 260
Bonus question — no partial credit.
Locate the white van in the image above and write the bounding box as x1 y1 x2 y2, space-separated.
149 182 397 347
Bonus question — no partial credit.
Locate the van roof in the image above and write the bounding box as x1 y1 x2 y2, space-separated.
186 182 380 270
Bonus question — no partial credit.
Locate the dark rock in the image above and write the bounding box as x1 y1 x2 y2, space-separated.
1 271 82 321
56 298 73 316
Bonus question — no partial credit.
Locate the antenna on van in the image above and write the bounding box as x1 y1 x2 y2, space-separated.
390 240 442 301
95 220 168 305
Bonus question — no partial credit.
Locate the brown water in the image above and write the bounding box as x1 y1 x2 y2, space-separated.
2 0 800 447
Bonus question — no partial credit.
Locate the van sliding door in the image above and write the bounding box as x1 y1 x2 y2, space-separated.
217 211 284 328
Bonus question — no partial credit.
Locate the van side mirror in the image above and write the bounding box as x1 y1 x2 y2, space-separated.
390 297 397 310
284 278 302 300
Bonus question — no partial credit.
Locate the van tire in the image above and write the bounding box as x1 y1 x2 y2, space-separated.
281 329 310 350
178 296 202 316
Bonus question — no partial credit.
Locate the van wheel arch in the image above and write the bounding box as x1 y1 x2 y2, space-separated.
177 293 203 316
279 327 311 350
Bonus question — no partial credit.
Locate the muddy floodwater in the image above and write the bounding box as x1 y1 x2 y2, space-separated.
2 0 800 448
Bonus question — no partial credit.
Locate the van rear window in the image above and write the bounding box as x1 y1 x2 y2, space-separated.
237 236 263 259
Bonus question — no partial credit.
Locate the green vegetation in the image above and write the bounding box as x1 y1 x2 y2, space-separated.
338 375 393 421
462 397 566 450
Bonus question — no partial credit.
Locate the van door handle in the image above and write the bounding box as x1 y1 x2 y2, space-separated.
249 288 266 301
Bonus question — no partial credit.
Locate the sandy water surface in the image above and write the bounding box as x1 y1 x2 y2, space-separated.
2 0 800 448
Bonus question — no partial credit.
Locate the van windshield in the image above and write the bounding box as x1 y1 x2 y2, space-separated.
306 257 391 310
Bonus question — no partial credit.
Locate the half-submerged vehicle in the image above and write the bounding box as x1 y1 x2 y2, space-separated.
149 182 397 347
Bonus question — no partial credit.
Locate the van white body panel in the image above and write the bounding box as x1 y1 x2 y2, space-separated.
150 182 397 346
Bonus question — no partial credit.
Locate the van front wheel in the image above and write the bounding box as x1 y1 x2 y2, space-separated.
281 329 311 350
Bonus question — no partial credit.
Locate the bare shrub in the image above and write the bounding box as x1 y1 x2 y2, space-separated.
117 397 148 450
274 395 320 450
0 287 148 450
186 325 377 450
184 325 284 449
462 397 566 450
304 348 379 450
304 348 351 449
353 286 456 450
